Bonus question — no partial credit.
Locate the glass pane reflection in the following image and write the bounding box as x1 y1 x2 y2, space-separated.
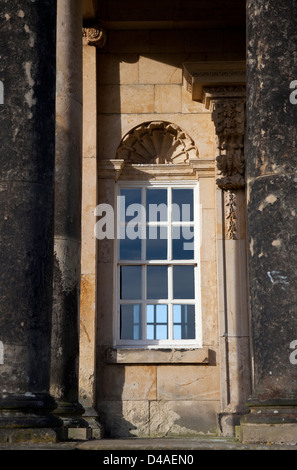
120 188 142 223
120 237 142 260
146 305 168 340
172 189 193 222
146 226 167 260
120 266 142 299
120 304 142 340
146 189 168 222
173 305 195 339
147 266 168 299
172 225 194 260
173 266 195 299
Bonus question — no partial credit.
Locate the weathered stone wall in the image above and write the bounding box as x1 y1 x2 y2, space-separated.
80 26 246 437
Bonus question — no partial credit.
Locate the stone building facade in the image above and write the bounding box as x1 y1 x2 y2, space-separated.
0 0 297 446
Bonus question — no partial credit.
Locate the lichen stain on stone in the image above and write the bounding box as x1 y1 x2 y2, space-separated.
24 62 36 110
272 239 282 248
250 237 254 257
258 194 277 212
24 24 35 48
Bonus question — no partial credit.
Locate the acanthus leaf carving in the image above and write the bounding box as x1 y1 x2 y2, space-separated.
211 97 246 190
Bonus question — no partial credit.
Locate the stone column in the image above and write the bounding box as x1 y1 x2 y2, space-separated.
240 1 297 445
0 1 61 443
50 0 88 438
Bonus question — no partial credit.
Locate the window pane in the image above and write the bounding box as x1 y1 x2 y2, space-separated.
120 266 142 299
156 304 167 323
147 266 168 299
120 188 142 223
173 266 195 299
120 237 142 260
146 305 168 340
146 226 167 260
172 225 194 260
172 189 194 222
156 325 168 339
173 305 195 339
120 304 142 340
147 304 154 323
146 189 168 222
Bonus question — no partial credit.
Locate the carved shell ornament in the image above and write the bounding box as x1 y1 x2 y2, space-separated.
116 121 199 164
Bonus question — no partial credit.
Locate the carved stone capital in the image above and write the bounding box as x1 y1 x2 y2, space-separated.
183 62 246 190
82 26 107 48
211 96 246 190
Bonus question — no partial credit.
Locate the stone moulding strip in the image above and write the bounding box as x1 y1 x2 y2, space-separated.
105 347 210 364
97 159 125 181
98 158 215 181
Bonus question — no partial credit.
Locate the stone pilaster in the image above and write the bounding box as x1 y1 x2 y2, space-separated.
239 0 297 445
0 0 62 442
183 62 251 437
208 89 251 437
50 0 89 439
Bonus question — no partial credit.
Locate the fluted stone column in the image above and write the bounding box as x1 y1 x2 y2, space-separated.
240 0 297 445
50 0 88 437
0 1 61 443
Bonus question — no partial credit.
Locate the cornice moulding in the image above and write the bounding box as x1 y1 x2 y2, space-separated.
183 61 246 106
97 159 125 180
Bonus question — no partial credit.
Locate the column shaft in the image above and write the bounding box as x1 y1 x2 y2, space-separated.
0 0 61 442
50 0 86 430
240 0 297 445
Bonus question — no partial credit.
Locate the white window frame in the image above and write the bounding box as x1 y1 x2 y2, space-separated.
114 180 202 349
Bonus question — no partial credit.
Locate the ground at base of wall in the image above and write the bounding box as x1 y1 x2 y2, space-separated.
0 436 296 451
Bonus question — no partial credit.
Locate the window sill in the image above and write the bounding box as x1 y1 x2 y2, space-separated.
105 347 210 365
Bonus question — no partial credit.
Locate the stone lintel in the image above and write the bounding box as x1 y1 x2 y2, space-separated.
105 347 210 364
